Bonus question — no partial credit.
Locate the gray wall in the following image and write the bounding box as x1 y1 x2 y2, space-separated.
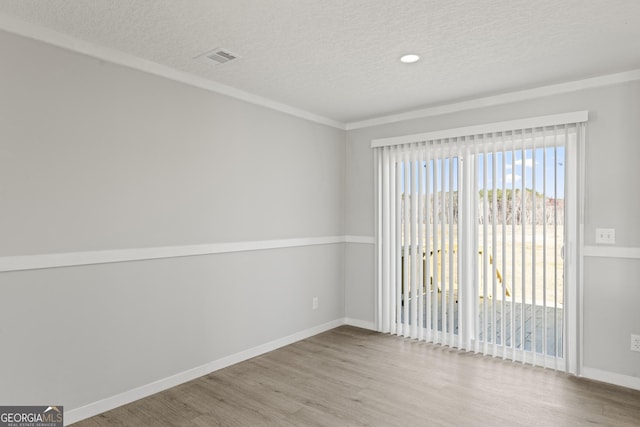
2 23 638 413
345 81 640 380
0 31 346 409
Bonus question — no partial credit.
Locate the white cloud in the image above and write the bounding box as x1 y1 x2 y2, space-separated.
505 173 521 185
515 158 536 168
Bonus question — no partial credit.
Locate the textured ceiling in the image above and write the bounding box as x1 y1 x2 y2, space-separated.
1 0 640 124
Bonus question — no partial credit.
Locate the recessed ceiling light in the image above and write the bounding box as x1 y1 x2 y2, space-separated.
400 54 420 64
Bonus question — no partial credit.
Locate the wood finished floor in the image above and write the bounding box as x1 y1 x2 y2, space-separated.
73 326 640 426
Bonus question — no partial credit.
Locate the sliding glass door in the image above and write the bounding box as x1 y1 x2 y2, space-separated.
375 114 585 371
471 137 565 366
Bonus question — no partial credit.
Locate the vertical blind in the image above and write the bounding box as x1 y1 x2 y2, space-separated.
373 112 587 371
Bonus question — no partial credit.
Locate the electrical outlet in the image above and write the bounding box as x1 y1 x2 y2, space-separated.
312 297 318 310
631 334 640 352
595 228 615 244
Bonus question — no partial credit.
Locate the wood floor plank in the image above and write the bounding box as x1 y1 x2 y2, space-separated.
71 326 640 426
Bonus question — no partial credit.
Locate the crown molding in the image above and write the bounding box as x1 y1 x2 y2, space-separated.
3 13 639 134
0 13 346 130
346 69 640 130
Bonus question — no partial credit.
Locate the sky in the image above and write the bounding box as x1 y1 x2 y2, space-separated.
401 146 566 199
477 146 565 199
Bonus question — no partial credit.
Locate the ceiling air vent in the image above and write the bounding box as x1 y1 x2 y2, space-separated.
195 48 240 66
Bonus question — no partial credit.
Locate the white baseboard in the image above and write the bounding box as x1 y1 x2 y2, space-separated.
581 366 640 391
344 318 376 331
62 322 639 425
64 318 345 425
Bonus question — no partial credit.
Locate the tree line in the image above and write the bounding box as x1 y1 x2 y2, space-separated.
403 188 564 226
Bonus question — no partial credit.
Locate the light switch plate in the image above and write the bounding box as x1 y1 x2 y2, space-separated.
595 228 615 244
